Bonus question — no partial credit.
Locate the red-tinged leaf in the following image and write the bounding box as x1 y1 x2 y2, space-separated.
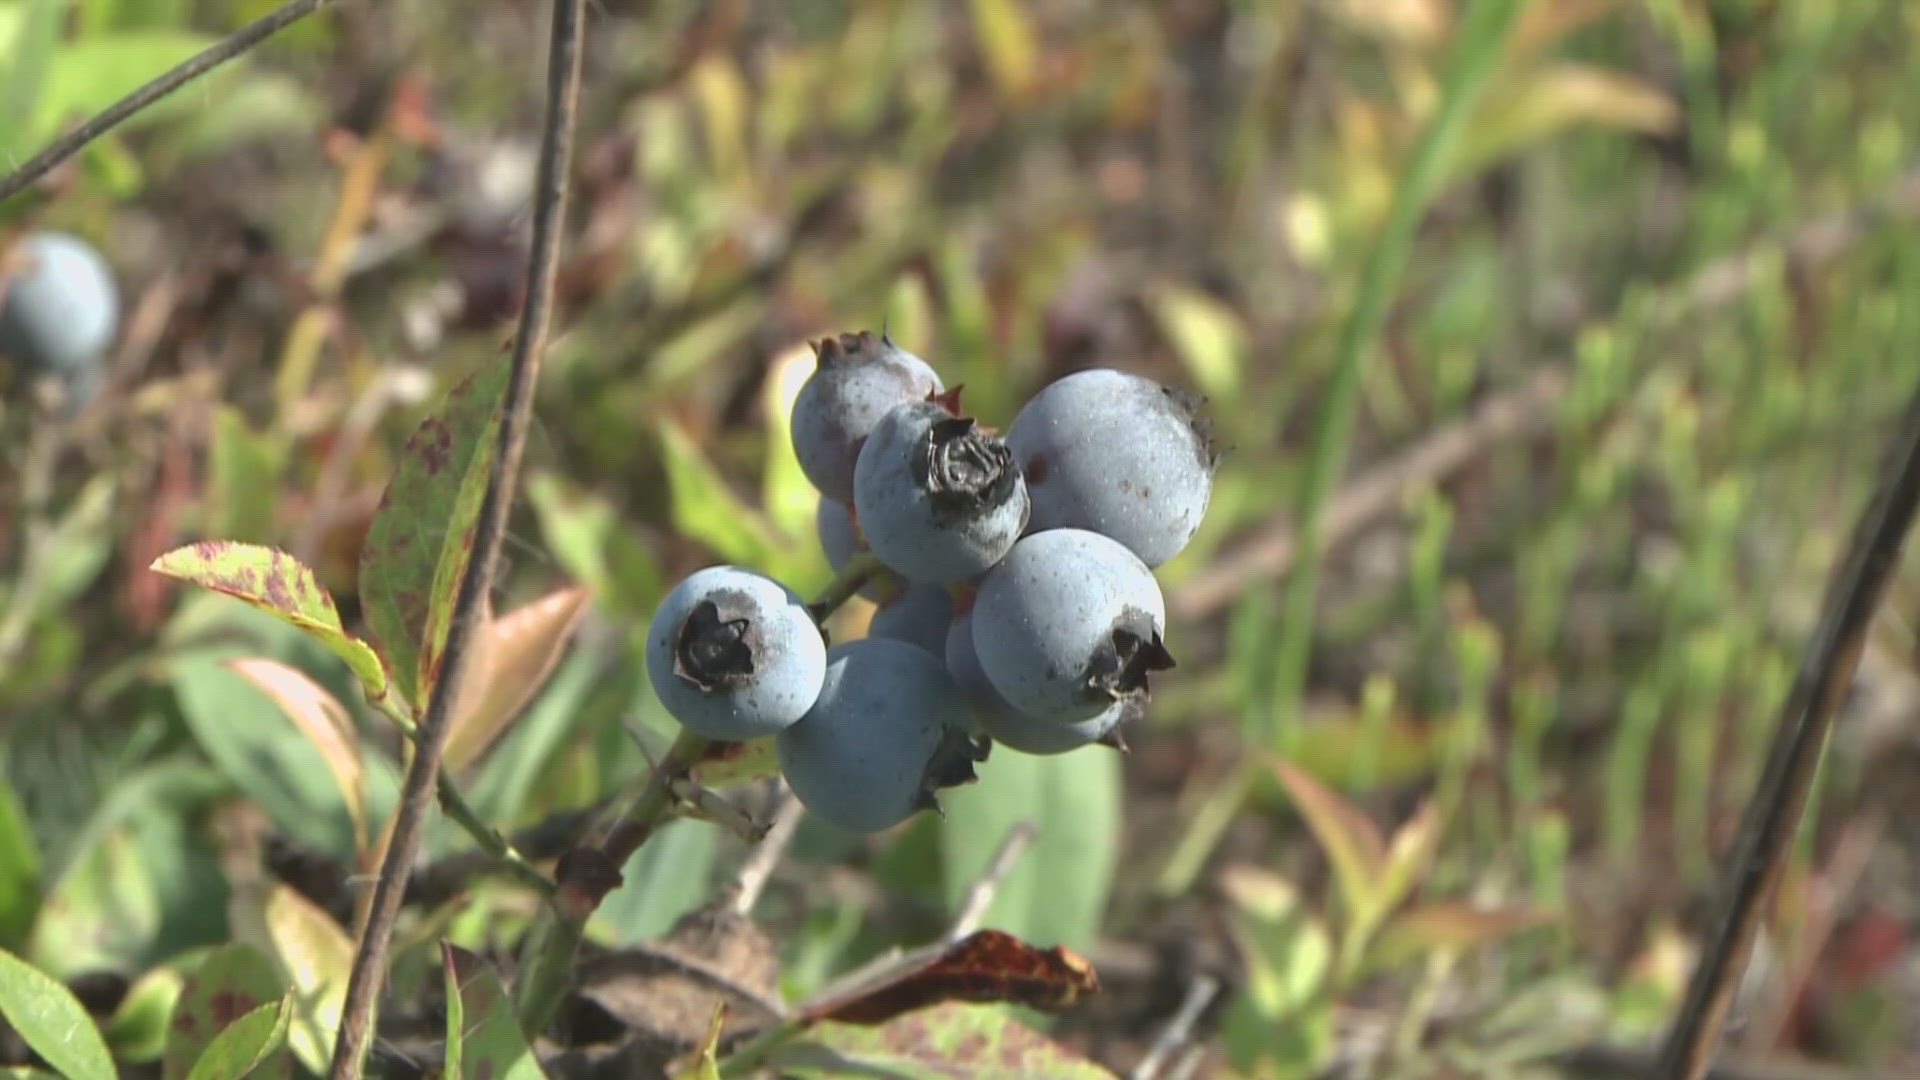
1368 903 1554 972
445 586 592 772
690 739 780 787
787 1002 1115 1079
1377 801 1441 922
1270 759 1386 920
162 944 285 1080
803 930 1098 1025
359 358 510 712
151 543 387 701
441 944 546 1080
226 659 367 855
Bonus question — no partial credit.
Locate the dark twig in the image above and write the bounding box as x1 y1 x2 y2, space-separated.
324 1 585 1076
0 0 333 204
1656 383 1920 1079
1128 974 1221 1080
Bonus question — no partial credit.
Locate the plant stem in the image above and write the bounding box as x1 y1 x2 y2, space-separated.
0 0 334 204
323 1 584 1076
1266 0 1528 752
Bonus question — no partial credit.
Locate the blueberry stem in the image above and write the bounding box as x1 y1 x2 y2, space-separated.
807 549 887 622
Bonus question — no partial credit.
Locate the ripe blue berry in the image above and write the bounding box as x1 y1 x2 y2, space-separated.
853 400 1029 584
971 529 1174 722
945 613 1128 754
777 638 980 832
645 566 826 740
1007 368 1215 567
869 584 954 655
814 497 901 602
0 232 119 375
791 331 943 503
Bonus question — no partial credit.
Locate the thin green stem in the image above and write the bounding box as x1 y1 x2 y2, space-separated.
1266 0 1528 752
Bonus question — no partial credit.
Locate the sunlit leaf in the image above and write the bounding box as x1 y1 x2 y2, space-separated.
657 419 785 571
106 948 204 1063
1455 62 1678 182
1150 285 1245 404
227 658 366 854
939 750 1118 951
968 0 1037 99
1367 903 1554 973
445 587 591 773
1375 801 1441 926
184 997 291 1080
760 343 820 544
261 887 350 1075
150 544 387 703
359 358 509 711
0 948 117 1080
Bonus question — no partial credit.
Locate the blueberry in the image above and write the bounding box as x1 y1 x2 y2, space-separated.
853 400 1029 584
945 613 1129 754
0 232 119 375
790 331 943 504
814 497 902 602
777 638 981 832
869 584 954 655
645 566 826 740
1007 368 1215 567
971 529 1174 722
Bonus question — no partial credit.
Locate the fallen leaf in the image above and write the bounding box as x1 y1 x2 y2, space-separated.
803 930 1098 1025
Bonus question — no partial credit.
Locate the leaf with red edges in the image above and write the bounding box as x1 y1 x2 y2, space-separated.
803 930 1098 1025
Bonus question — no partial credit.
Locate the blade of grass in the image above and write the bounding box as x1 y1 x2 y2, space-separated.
1266 0 1528 752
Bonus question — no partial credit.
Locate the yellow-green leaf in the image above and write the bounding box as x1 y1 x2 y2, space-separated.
1150 285 1245 404
184 997 291 1080
149 544 387 702
261 887 350 1075
0 948 117 1080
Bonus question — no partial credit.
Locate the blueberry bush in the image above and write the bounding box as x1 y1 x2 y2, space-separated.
1 0 1920 1078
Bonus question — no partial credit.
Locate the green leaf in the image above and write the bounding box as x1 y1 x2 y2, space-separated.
149 544 388 704
34 31 221 138
0 0 65 163
441 944 464 1080
442 945 548 1080
1269 759 1385 925
171 659 356 854
103 947 207 1063
207 407 285 544
184 997 291 1080
594 819 719 944
466 650 601 826
526 472 663 618
759 343 821 543
788 1003 1113 1079
1149 285 1245 404
656 419 787 575
359 358 509 711
1218 867 1334 1075
0 781 41 950
260 886 350 1076
0 947 117 1080
226 658 368 855
939 750 1118 951
161 944 283 1080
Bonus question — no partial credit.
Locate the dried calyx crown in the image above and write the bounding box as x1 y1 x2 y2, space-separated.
672 596 757 690
910 393 1019 510
1084 607 1175 700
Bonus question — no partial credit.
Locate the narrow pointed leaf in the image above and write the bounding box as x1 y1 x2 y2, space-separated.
445 586 592 772
657 420 785 572
1270 759 1385 920
441 944 465 1080
184 996 291 1080
227 658 367 854
162 944 283 1080
151 543 387 699
1368 903 1554 973
672 1003 725 1080
0 948 117 1080
359 358 510 710
442 944 547 1079
1376 801 1442 922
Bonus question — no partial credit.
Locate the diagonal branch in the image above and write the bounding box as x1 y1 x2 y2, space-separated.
1655 382 1920 1078
323 1 586 1077
0 0 334 205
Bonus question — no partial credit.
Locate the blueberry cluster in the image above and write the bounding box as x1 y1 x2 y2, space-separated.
647 331 1216 833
